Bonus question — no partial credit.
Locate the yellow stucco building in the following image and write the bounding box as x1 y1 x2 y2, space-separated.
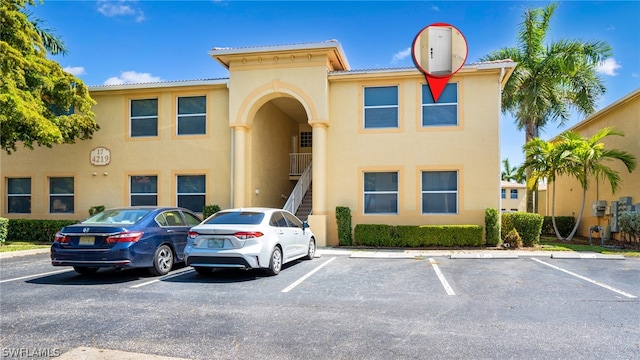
1 41 516 246
548 89 639 240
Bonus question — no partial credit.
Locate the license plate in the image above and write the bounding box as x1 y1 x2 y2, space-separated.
207 238 224 248
79 236 95 246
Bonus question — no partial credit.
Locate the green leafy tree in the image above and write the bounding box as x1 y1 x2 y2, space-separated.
0 0 99 154
521 127 636 241
480 2 611 213
501 158 523 183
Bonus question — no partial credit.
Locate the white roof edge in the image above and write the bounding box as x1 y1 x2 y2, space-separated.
89 79 228 91
209 40 342 56
473 61 518 70
329 61 517 76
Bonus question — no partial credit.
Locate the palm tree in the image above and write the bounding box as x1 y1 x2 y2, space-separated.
501 158 522 183
480 2 612 213
521 127 636 241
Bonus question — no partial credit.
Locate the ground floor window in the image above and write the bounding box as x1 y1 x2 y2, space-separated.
130 176 158 206
421 171 457 214
7 177 31 213
177 175 205 213
50 177 74 213
364 172 398 214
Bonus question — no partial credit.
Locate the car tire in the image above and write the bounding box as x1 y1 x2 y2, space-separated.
73 266 99 275
303 237 316 260
148 244 174 276
193 266 212 275
265 246 282 276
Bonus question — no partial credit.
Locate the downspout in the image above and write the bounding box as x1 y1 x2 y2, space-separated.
230 127 235 208
498 67 505 209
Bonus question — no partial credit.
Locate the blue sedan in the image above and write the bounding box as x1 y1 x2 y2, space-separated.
51 207 202 275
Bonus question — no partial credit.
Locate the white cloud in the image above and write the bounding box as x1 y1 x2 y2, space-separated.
431 6 440 12
63 66 85 76
392 47 412 63
632 73 639 78
103 71 162 85
596 58 621 76
97 0 145 22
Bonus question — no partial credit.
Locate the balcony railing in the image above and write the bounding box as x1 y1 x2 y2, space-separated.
283 161 311 215
290 153 312 176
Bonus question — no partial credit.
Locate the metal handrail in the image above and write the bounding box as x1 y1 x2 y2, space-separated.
283 162 312 214
289 153 312 176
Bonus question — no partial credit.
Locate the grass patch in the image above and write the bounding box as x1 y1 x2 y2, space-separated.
0 242 50 253
538 236 640 257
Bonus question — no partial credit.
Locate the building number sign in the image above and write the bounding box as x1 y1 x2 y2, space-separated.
90 147 111 166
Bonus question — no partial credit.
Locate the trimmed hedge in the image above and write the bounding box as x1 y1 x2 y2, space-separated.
501 212 544 247
0 218 8 244
336 206 352 246
541 216 575 238
203 204 221 220
485 208 500 246
353 224 483 247
7 219 78 244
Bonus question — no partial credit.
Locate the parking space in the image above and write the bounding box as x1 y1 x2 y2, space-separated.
1 252 639 359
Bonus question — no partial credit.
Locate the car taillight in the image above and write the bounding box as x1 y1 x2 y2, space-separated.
54 232 70 244
234 231 264 239
106 231 144 243
188 231 199 239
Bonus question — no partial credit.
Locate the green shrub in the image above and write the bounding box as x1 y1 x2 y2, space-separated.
0 218 8 245
353 224 483 247
503 228 523 249
541 216 575 238
7 219 78 243
485 208 500 246
202 204 221 219
619 211 640 242
89 205 106 216
501 212 544 247
335 206 353 246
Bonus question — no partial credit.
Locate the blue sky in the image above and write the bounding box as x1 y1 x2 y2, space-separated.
30 1 640 166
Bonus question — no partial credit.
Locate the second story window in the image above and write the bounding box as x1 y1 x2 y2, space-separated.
364 86 398 129
177 96 206 135
501 189 506 199
130 98 158 137
510 189 518 199
422 83 458 126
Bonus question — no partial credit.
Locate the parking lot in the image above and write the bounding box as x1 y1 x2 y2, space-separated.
1 250 639 359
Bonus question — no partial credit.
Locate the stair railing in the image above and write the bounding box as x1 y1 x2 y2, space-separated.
283 161 312 214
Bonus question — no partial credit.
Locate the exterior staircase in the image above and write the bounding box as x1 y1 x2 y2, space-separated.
295 186 312 221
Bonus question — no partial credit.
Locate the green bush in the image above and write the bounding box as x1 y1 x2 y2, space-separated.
0 218 8 245
7 219 78 244
501 212 544 247
353 224 483 247
541 216 575 238
485 208 500 246
503 228 523 249
202 204 221 219
89 205 106 216
336 206 352 246
619 211 640 242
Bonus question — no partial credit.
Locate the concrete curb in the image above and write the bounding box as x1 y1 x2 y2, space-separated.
551 252 626 260
0 248 50 259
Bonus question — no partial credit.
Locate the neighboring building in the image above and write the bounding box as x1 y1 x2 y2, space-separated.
1 41 516 246
550 89 639 240
500 181 526 212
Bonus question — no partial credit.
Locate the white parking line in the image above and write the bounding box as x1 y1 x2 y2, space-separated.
130 267 195 288
531 258 637 299
429 258 455 296
281 257 336 293
0 269 73 284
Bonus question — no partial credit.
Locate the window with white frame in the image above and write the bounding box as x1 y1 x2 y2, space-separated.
177 96 206 135
510 189 518 199
130 176 158 206
421 171 458 214
130 98 158 137
49 177 74 213
177 175 205 213
364 86 398 129
501 188 506 199
364 172 398 214
422 83 458 126
7 178 31 213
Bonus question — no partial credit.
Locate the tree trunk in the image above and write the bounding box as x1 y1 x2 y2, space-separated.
525 122 536 213
567 188 588 241
550 181 563 240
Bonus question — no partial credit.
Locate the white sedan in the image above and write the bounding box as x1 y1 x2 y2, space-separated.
185 208 315 275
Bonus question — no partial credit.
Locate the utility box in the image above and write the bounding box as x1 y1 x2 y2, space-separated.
634 203 640 213
610 201 620 232
591 200 607 217
618 196 633 212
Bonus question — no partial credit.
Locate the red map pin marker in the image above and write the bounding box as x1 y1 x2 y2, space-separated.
412 23 468 102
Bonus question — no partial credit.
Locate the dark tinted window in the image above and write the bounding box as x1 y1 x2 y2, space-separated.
83 209 151 224
204 211 265 225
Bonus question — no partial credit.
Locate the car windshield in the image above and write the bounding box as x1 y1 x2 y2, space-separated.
204 211 265 225
82 209 151 225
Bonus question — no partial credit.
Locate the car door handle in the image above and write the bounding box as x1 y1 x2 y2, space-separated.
167 230 175 233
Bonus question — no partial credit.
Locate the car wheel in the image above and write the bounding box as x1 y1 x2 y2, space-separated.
73 266 99 275
193 266 212 275
148 244 174 276
265 246 282 276
303 237 316 260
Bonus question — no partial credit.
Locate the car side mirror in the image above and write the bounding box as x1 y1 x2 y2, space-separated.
302 221 310 232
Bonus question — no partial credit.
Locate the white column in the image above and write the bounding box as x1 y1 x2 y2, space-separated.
233 125 248 207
